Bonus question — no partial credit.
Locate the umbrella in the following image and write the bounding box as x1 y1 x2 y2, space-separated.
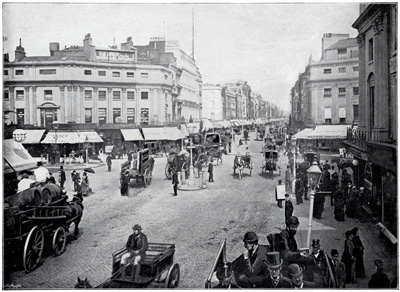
83 168 95 174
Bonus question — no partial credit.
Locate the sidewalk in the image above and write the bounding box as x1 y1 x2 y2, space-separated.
291 188 397 288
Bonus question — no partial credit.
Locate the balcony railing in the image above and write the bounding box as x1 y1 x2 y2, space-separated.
346 127 368 149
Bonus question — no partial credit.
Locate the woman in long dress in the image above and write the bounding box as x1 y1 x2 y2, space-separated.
341 230 356 284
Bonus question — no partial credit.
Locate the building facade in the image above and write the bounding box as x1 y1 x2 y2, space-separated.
201 84 223 121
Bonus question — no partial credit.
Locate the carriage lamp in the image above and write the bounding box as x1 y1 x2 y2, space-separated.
13 129 27 143
306 160 323 249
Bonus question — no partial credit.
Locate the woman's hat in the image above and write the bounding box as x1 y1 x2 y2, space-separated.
243 231 258 243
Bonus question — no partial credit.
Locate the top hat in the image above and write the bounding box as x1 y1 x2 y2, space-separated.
286 216 299 228
243 231 258 243
284 193 290 197
287 264 303 277
132 224 142 230
312 239 320 248
265 252 282 269
331 249 339 257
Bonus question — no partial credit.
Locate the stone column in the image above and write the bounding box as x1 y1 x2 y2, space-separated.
136 88 140 125
32 86 38 126
122 88 127 122
24 86 30 125
67 86 73 122
72 86 79 123
9 87 15 124
93 87 98 124
108 87 113 123
79 86 84 123
59 86 65 123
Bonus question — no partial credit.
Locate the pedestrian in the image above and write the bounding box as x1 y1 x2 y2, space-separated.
285 165 291 192
73 172 81 193
127 151 132 163
322 168 331 191
333 183 345 222
256 252 292 288
306 239 328 285
368 259 390 288
59 165 66 190
172 167 179 196
197 160 202 178
295 177 303 205
48 172 56 184
33 161 50 185
341 230 356 284
287 263 318 288
208 159 214 182
301 171 308 200
81 171 89 196
284 193 293 225
329 249 346 288
106 154 112 172
351 227 365 278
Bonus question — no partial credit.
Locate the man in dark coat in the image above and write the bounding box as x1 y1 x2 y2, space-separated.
232 232 269 288
284 193 293 225
306 239 328 285
106 154 112 172
121 224 148 281
172 167 179 196
368 259 390 288
295 177 303 205
333 183 345 222
208 160 214 182
328 249 346 288
59 165 66 189
255 252 292 288
288 263 318 288
351 227 365 278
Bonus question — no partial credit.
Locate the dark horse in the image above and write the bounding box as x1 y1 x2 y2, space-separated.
65 193 84 240
75 277 92 288
264 160 276 180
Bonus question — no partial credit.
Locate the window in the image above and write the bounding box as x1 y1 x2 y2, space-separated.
338 88 346 97
4 90 9 100
323 68 332 74
141 73 149 78
113 108 121 123
353 66 359 72
4 70 8 76
127 108 135 124
98 90 106 100
324 108 332 124
353 87 359 95
112 71 120 77
16 109 24 125
338 48 347 59
16 90 24 100
141 92 149 99
39 69 56 75
98 108 107 126
323 88 332 97
164 74 168 80
85 90 92 100
84 70 92 75
353 105 359 121
15 70 24 75
141 108 149 125
98 71 106 76
113 91 121 100
40 108 57 127
339 107 346 124
44 90 53 100
368 74 375 128
338 67 346 73
127 72 134 78
368 38 374 61
127 91 135 100
85 108 92 123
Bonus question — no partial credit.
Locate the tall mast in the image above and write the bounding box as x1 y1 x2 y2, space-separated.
192 8 195 60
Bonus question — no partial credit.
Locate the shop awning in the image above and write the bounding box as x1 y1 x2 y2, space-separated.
202 119 214 131
21 129 46 144
165 127 186 141
121 129 144 141
180 124 190 137
142 127 169 141
293 128 314 140
307 125 351 139
222 120 232 128
41 131 103 144
212 121 223 129
230 120 241 127
4 139 39 174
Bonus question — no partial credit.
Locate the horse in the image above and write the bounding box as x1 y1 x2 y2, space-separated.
264 159 276 180
75 277 92 288
207 148 223 165
65 194 84 240
233 156 244 180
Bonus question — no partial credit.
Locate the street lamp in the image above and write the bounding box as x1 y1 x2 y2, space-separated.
352 159 359 189
291 137 297 194
186 125 196 186
13 128 27 143
84 135 90 167
306 160 323 249
53 121 60 164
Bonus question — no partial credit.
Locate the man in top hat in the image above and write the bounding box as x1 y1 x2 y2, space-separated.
305 239 328 284
232 231 269 288
121 224 148 281
172 166 179 196
256 252 291 288
368 259 390 288
288 263 318 288
328 249 346 288
279 216 314 266
284 193 293 225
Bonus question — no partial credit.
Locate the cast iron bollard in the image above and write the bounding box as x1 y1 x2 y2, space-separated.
177 171 181 189
181 170 186 185
199 171 204 188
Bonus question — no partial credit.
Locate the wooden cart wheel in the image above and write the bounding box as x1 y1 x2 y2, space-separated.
143 169 149 188
165 263 180 288
148 169 153 185
52 226 67 256
165 163 173 180
23 226 45 272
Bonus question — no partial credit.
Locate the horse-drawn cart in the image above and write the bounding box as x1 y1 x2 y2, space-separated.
261 149 281 179
120 148 155 193
233 153 252 180
165 151 190 180
93 243 180 288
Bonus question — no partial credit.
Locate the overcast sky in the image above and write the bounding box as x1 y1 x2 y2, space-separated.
3 2 361 111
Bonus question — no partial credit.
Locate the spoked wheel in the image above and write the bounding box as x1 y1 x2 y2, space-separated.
23 226 45 272
143 169 149 188
148 170 153 185
165 163 173 180
165 263 180 288
52 226 67 256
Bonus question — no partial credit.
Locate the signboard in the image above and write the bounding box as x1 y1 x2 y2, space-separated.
141 108 149 124
96 50 134 62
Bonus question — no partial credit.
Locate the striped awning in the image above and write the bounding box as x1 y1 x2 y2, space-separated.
21 129 46 144
307 125 351 139
164 127 186 141
142 127 169 141
41 131 103 144
293 128 314 140
121 129 144 141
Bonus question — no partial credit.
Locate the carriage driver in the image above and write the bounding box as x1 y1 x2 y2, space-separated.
121 224 148 281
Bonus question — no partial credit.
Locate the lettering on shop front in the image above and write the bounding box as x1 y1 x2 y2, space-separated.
96 51 134 62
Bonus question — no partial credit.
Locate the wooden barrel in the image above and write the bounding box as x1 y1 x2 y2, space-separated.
7 187 42 209
40 183 63 205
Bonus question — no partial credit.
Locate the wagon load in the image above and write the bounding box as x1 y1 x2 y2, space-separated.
6 187 42 209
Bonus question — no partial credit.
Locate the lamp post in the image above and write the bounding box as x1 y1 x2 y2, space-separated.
13 128 27 143
84 135 90 167
306 160 323 249
352 159 359 189
52 121 60 164
292 137 297 194
186 125 196 185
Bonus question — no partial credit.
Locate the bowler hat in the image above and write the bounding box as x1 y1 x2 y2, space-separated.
287 264 303 277
243 231 258 243
331 249 339 257
374 259 384 269
132 224 142 230
286 216 299 228
265 252 282 269
284 193 290 197
312 239 320 248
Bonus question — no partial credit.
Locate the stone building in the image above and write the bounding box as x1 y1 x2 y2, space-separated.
202 84 223 121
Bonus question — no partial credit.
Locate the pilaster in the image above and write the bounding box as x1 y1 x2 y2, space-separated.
122 88 127 122
59 86 65 123
32 86 38 126
108 87 113 123
24 86 30 124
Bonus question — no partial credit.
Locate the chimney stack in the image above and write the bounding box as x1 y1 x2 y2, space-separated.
15 38 26 61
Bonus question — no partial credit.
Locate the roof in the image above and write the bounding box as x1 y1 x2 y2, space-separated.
16 56 88 62
4 139 38 173
120 129 144 141
293 128 314 140
326 38 358 50
307 125 351 139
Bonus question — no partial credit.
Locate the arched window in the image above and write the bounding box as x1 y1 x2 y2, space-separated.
367 73 375 130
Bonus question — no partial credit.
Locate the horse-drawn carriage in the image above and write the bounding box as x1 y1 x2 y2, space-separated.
78 243 180 288
120 148 155 193
165 150 190 180
262 149 281 179
233 153 252 180
186 132 224 167
4 184 83 273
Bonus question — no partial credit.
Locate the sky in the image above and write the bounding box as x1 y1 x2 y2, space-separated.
3 2 361 112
